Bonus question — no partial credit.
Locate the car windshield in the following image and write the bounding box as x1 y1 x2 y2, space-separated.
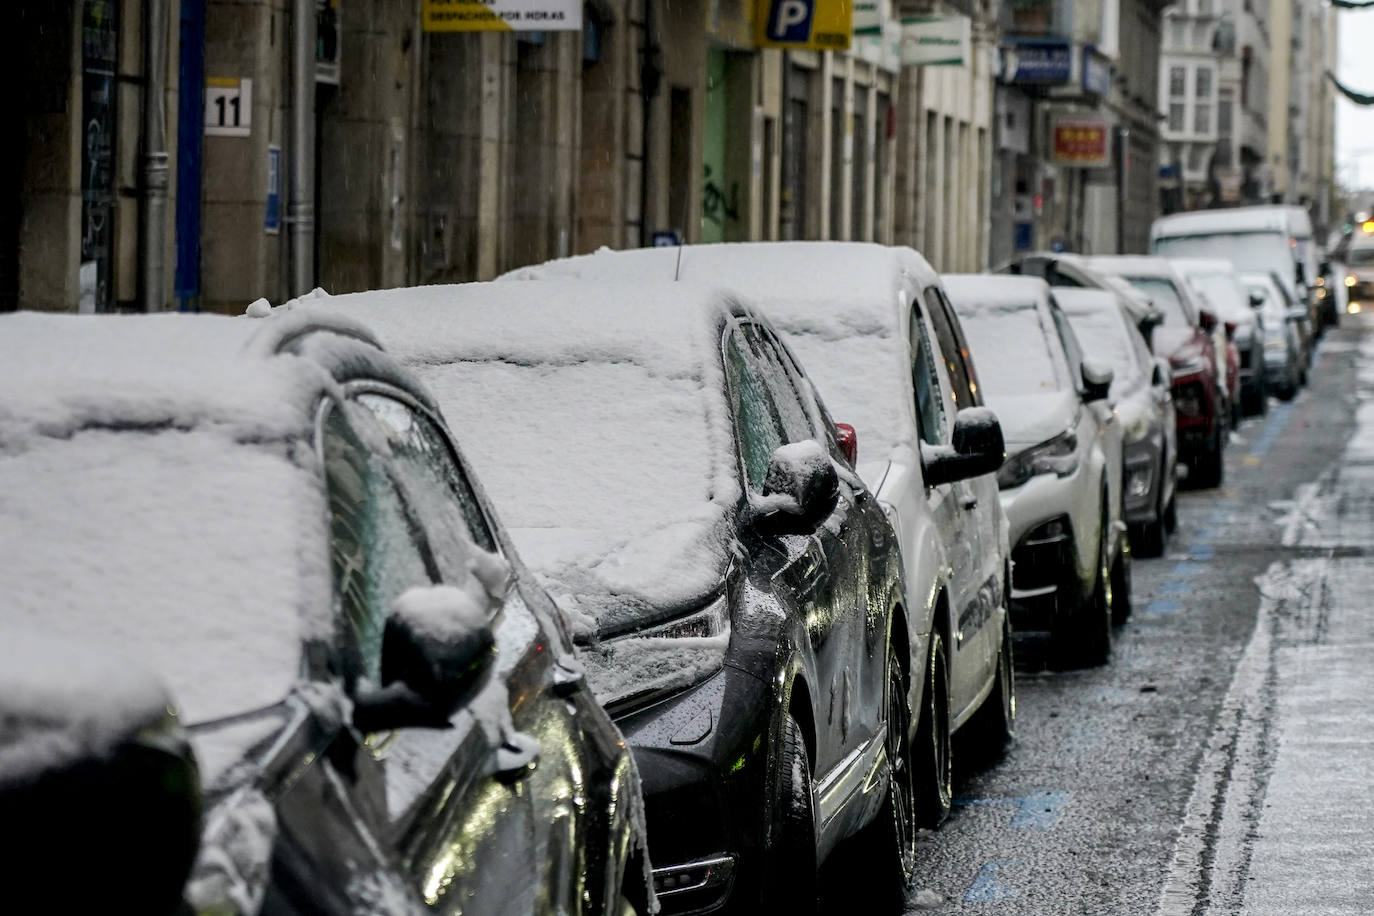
1154 232 1293 277
1123 277 1191 326
958 306 1066 396
1186 272 1249 321
415 359 719 535
1065 310 1142 388
1348 246 1374 267
2 428 325 725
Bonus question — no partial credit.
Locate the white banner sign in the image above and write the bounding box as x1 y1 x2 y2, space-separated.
423 0 581 31
900 15 971 67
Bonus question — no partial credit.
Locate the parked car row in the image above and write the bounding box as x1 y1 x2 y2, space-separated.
3 213 1324 914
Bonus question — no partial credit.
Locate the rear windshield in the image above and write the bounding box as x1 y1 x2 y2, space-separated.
1065 309 1143 388
1122 277 1190 327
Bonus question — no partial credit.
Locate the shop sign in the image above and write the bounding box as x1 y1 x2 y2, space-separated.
422 0 581 31
900 15 971 67
1001 39 1072 84
1082 46 1111 98
754 0 852 50
1051 114 1110 168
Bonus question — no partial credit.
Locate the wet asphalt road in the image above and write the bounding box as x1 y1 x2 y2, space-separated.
854 316 1370 915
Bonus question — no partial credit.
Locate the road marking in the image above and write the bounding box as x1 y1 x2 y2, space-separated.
954 791 1070 831
1145 599 1182 615
964 861 1018 902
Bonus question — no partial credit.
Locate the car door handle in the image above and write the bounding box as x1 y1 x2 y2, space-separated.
493 731 540 784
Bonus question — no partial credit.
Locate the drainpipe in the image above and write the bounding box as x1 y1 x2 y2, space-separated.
141 0 170 311
639 0 663 246
290 0 317 295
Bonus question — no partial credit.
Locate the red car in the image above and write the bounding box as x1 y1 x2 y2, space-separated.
1086 256 1228 488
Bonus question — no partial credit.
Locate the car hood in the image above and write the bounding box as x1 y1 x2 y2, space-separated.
1153 324 1197 357
507 514 733 641
986 390 1080 451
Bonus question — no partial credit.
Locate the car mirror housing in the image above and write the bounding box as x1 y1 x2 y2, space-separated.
1286 306 1309 323
1249 292 1265 308
756 439 840 530
921 406 1005 487
1152 358 1172 388
834 422 858 466
1198 308 1219 333
353 585 498 733
1081 358 1114 402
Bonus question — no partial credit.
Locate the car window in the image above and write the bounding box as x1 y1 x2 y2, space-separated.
746 325 815 444
909 305 947 446
1124 276 1192 326
357 392 497 558
724 326 786 492
321 401 438 687
931 288 985 407
923 288 978 410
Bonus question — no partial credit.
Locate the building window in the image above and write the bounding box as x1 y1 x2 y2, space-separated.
1169 66 1186 99
1196 68 1212 99
1218 98 1233 134
1169 103 1186 133
1198 0 1213 15
1189 145 1209 173
1194 104 1210 134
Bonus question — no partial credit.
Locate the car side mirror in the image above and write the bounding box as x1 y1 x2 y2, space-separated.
756 439 840 529
1224 320 1238 340
921 406 1005 487
1081 358 1114 402
834 422 858 466
1286 306 1308 323
353 585 498 733
1249 292 1265 308
1198 308 1219 333
1152 358 1172 388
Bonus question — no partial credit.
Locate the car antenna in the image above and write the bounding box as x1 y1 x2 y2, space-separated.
674 244 684 281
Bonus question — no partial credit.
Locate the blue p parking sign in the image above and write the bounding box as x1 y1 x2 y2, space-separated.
766 0 814 43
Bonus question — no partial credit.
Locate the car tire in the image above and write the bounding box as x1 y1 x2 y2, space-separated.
1110 538 1132 626
763 714 817 912
848 638 918 910
1191 429 1225 489
1164 490 1178 534
1060 507 1113 668
914 631 952 829
965 613 1016 759
1134 473 1169 558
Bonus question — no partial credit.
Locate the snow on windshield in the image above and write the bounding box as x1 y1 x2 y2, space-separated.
1123 277 1190 326
957 305 1065 396
1064 309 1142 390
1185 272 1249 321
1 428 328 726
1154 232 1292 278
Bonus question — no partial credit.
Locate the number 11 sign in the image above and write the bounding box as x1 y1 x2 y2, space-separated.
206 77 252 137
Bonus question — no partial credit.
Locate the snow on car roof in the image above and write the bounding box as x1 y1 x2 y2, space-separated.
1 312 338 734
1051 287 1122 315
1169 257 1240 277
1153 206 1295 238
316 280 744 644
504 242 939 472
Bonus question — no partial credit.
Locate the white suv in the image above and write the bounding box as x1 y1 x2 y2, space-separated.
505 242 1016 825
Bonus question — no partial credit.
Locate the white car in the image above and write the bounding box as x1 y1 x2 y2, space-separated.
1241 271 1306 400
944 275 1128 667
504 241 1017 824
1056 288 1179 557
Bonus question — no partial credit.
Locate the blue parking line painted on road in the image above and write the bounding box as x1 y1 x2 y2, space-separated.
1184 544 1215 560
1010 790 1070 830
1169 561 1207 578
964 861 1018 903
1145 599 1182 615
1249 402 1297 458
1157 579 1190 594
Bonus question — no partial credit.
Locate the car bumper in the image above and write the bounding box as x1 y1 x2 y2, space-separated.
615 664 774 915
1000 468 1095 633
1122 436 1164 526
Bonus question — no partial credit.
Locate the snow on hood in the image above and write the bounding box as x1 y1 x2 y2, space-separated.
502 242 942 476
316 281 742 638
984 390 1081 450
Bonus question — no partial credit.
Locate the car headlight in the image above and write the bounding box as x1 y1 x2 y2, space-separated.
1171 356 1208 377
616 595 730 641
1346 275 1358 287
996 428 1078 490
1124 457 1154 500
1264 334 1288 352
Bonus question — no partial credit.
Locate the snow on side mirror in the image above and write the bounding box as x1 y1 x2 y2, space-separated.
1081 358 1114 402
1198 308 1219 333
1152 359 1172 388
352 584 498 733
921 406 1006 487
756 439 839 529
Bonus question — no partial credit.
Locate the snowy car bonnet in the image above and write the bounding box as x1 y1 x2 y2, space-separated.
317 280 743 647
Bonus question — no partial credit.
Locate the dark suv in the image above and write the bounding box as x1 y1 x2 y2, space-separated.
0 310 649 914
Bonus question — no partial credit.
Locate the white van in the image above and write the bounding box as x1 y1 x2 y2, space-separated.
1151 206 1317 316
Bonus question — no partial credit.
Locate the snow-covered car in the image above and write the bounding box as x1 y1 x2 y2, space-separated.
1172 258 1265 418
1241 271 1307 400
1082 255 1229 488
322 280 917 913
1056 288 1179 557
944 276 1128 666
996 252 1166 349
0 311 649 915
502 242 1017 826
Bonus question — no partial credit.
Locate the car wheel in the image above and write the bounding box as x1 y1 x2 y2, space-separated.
1191 429 1224 489
966 613 1016 758
762 714 817 912
1059 508 1112 667
1110 537 1132 626
849 638 918 909
914 631 952 829
1133 475 1168 558
1164 490 1178 534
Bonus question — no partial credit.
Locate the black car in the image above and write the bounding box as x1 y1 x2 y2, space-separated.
0 310 649 914
326 280 917 913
